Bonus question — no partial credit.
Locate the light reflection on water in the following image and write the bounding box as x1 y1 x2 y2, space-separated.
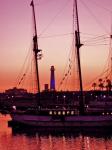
0 114 112 150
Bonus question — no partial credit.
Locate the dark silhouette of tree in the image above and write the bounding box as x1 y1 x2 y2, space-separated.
92 82 97 90
106 79 111 91
98 78 104 91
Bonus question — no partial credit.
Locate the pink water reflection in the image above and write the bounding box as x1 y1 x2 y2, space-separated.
0 114 112 150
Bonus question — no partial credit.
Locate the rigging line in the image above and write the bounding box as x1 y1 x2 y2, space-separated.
83 38 109 44
83 36 109 42
63 46 75 91
81 35 102 39
88 0 112 13
84 42 108 46
58 33 73 90
85 74 111 91
17 51 33 87
82 34 109 43
31 57 37 93
85 37 109 41
63 71 69 91
85 44 112 90
83 39 109 45
31 58 35 93
85 68 110 89
15 41 32 87
84 44 108 46
58 36 76 91
80 0 109 34
83 48 109 90
17 57 32 87
84 41 108 45
39 0 71 37
25 57 34 93
80 32 105 36
63 45 78 91
58 47 73 90
81 37 109 42
106 14 112 77
17 45 33 86
35 0 53 6
39 33 73 38
83 42 108 46
81 36 99 40
108 14 112 58
83 39 109 44
105 71 112 79
84 39 109 43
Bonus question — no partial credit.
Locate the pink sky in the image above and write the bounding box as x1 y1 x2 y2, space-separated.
0 0 112 92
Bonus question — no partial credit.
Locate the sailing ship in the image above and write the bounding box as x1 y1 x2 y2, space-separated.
10 0 112 128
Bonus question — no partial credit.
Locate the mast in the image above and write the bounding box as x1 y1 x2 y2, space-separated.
74 0 84 115
30 0 41 94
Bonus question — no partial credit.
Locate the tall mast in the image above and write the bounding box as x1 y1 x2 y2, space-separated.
74 0 84 114
30 0 41 94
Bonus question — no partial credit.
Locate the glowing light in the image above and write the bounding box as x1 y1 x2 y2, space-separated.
12 106 16 110
67 111 70 115
71 111 74 115
49 111 52 115
62 111 65 115
58 111 61 115
54 111 57 115
63 95 66 98
102 112 104 115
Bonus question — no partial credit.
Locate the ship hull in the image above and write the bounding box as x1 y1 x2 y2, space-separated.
10 113 112 127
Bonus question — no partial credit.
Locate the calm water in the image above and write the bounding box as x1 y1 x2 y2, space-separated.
1 114 112 150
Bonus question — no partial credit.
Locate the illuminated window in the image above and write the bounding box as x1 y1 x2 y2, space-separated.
67 111 70 115
71 111 74 115
62 111 65 115
49 111 52 115
54 111 57 115
58 111 61 115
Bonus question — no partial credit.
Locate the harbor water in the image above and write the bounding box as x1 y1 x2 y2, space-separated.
1 114 112 150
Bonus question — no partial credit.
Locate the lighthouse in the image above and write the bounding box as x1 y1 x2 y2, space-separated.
50 66 55 91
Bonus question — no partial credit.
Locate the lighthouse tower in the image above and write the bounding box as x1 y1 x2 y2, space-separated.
50 66 55 91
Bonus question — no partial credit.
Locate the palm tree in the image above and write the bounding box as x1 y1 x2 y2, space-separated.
92 82 97 91
98 78 104 91
106 79 111 91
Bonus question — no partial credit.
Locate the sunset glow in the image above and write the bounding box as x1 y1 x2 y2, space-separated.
0 0 112 92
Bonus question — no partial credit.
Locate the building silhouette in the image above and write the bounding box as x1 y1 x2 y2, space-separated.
50 66 55 91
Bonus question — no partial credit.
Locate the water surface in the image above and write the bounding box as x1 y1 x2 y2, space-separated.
0 114 112 150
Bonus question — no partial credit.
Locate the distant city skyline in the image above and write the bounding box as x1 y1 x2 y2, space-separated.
0 0 112 92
